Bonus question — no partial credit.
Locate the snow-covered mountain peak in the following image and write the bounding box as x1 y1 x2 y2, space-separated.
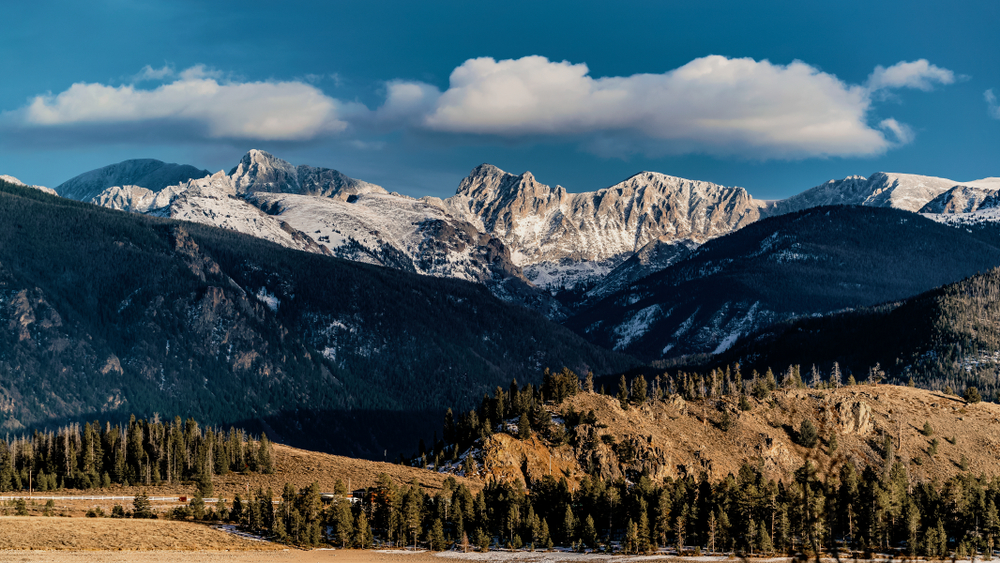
56 159 211 202
0 174 57 195
439 164 763 288
229 149 300 194
766 171 962 216
227 149 386 201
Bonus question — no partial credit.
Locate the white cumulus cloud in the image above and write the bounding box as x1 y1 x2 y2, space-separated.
866 59 955 91
380 55 955 159
8 67 357 142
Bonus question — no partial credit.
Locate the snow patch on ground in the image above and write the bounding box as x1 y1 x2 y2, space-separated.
612 304 661 351
256 288 279 312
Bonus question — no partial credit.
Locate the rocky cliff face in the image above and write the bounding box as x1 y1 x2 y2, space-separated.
435 164 764 289
439 385 996 487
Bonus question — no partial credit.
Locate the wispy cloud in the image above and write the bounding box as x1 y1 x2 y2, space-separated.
987 89 1000 119
866 59 955 91
133 64 175 82
378 55 956 159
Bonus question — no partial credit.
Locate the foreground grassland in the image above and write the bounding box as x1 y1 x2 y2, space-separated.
0 548 447 563
0 515 280 550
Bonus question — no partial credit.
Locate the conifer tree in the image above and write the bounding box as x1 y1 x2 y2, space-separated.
631 375 648 405
518 413 531 440
831 362 842 387
428 518 446 550
582 514 598 549
617 375 629 410
133 491 154 519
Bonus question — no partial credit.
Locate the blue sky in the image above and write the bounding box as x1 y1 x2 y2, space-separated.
2 0 997 199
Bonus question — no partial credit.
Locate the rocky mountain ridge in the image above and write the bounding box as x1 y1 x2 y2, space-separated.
54 158 210 202
565 206 1000 360
438 385 1000 487
432 165 765 289
84 151 563 316
0 174 56 195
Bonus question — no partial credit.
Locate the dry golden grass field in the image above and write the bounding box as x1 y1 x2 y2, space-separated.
0 443 477 519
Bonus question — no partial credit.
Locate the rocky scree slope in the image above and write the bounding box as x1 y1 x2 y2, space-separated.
0 179 631 457
566 206 1000 360
438 385 1000 487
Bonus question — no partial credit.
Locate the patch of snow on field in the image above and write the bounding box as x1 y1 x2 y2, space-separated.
214 524 271 542
434 549 747 562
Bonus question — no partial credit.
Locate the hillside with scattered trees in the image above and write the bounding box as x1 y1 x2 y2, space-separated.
0 179 632 459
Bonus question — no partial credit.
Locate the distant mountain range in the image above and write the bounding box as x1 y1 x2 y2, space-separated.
38 151 1000 361
711 266 1000 399
567 206 1000 359
0 178 629 457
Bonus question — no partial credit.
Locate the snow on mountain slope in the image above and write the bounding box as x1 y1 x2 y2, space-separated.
229 149 387 200
250 191 522 282
93 170 327 253
0 174 57 195
56 159 210 202
432 164 764 289
585 238 698 303
765 172 961 216
90 151 562 316
919 185 998 213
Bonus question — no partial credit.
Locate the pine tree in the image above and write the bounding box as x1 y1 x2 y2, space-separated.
562 505 576 545
617 375 629 410
257 434 274 474
428 518 446 551
630 375 648 405
797 419 818 448
133 491 154 519
582 514 598 549
625 518 639 554
637 499 651 553
655 489 671 547
518 413 531 440
190 490 206 520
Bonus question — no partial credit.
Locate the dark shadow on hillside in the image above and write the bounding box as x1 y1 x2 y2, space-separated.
21 407 445 462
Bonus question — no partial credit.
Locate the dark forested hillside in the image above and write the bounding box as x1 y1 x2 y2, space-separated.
567 206 1000 360
711 267 1000 398
0 180 632 458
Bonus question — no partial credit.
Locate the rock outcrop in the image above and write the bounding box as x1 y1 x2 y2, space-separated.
434 164 764 288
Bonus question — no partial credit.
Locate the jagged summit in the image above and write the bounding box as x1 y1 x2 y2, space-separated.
227 149 386 200
440 164 763 288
